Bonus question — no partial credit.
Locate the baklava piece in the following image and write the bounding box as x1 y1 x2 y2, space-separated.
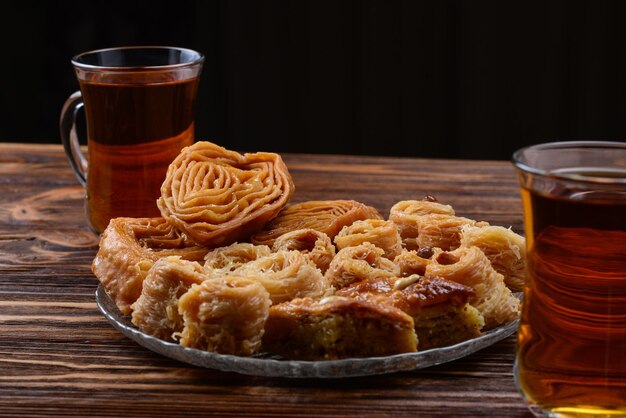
92 217 209 315
158 141 295 247
251 200 382 246
336 275 484 350
389 199 456 250
334 219 403 260
263 296 417 360
460 225 526 291
234 250 332 304
324 243 400 289
131 257 206 341
394 249 433 277
204 242 272 274
426 247 520 329
272 229 336 273
389 199 488 251
177 276 271 355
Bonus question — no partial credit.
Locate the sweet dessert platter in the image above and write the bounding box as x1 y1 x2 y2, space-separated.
93 141 525 377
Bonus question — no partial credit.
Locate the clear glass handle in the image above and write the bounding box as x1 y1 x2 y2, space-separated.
60 91 87 186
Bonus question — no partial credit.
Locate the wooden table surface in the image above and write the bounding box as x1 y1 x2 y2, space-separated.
0 143 532 417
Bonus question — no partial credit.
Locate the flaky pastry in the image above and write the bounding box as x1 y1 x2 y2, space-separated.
177 276 271 355
131 256 205 341
233 250 332 304
263 296 417 360
250 200 382 246
334 219 403 259
158 141 295 247
92 217 209 315
336 275 484 349
204 242 272 274
426 247 520 329
324 242 400 289
272 229 336 273
460 225 526 291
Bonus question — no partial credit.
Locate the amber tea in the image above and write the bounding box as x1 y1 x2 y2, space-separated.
81 77 198 232
60 47 204 233
513 142 626 417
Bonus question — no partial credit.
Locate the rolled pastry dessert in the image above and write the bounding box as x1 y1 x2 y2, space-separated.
158 141 295 247
251 200 382 246
334 219 403 260
460 225 526 292
92 217 209 315
324 242 400 289
203 242 272 274
389 200 487 251
233 250 332 304
426 246 520 329
272 229 336 273
131 257 206 341
177 276 271 355
394 249 433 277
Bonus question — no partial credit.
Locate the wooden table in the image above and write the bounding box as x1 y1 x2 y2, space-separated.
0 143 532 417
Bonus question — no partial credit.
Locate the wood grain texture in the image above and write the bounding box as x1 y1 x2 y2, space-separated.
0 143 531 417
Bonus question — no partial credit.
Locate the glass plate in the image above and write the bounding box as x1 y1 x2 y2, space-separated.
96 284 519 378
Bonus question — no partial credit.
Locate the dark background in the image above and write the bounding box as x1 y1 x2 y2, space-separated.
3 1 626 159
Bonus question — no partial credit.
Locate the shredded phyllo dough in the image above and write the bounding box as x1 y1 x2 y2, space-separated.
92 217 209 315
233 250 332 304
204 242 272 274
272 229 336 273
250 200 382 246
177 276 271 355
426 247 520 329
158 141 295 247
460 225 526 292
334 219 403 260
92 142 525 359
131 257 206 341
325 243 400 289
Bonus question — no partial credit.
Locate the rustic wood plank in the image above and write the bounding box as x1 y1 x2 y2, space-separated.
0 143 529 417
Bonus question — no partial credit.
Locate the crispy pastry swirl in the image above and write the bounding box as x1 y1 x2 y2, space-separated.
272 229 336 273
426 247 520 329
92 217 209 315
334 219 403 259
251 200 382 246
158 141 295 247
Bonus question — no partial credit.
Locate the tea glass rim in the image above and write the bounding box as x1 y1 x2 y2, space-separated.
512 140 626 186
71 45 205 72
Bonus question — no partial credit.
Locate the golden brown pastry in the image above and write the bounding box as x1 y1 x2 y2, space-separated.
426 247 520 329
177 276 271 355
158 141 295 247
389 200 456 249
460 225 526 291
394 249 432 277
233 250 332 304
334 219 403 260
131 257 206 341
324 242 400 289
412 214 489 251
204 242 272 274
336 275 484 350
271 229 336 273
263 296 417 360
250 200 382 246
92 217 209 315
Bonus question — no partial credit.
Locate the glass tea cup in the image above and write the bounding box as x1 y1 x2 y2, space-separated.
512 141 626 417
60 46 204 233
